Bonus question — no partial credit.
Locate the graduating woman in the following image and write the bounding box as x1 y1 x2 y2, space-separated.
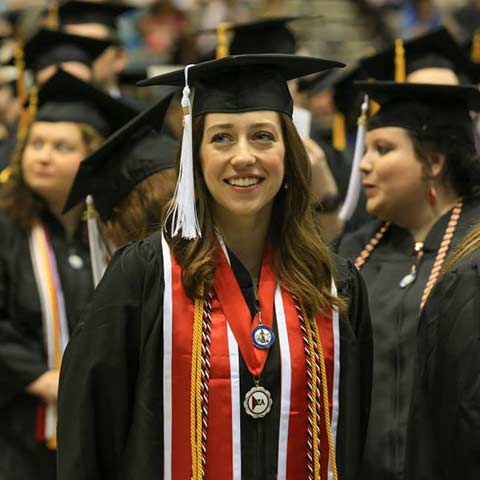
338 81 480 480
57 54 373 480
406 224 480 479
0 69 137 479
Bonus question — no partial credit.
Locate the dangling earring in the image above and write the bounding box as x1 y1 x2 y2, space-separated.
429 186 438 207
283 175 289 190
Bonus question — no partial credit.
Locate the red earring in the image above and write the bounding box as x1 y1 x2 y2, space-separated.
429 186 438 207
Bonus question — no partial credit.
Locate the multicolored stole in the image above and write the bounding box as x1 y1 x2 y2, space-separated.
29 221 69 449
161 234 341 479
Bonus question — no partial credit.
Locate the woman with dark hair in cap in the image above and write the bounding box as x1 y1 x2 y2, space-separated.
338 81 480 480
57 54 373 480
0 69 137 480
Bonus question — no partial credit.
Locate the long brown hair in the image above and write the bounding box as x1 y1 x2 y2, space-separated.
443 222 480 274
102 168 177 247
165 112 345 318
0 122 104 230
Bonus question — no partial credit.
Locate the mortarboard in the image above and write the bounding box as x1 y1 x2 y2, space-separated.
360 27 480 84
229 16 299 55
24 28 111 73
56 0 135 30
298 63 368 150
138 53 344 239
139 54 343 117
63 89 177 220
355 80 480 150
34 68 139 136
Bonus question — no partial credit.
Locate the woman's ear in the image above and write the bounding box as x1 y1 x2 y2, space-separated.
429 151 446 179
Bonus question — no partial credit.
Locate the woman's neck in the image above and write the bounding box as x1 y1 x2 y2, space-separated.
47 201 84 240
215 208 272 280
404 187 459 243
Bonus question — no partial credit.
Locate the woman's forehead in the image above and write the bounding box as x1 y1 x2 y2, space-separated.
203 110 282 129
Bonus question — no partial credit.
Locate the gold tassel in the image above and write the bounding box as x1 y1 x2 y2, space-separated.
216 22 231 59
394 38 406 82
0 166 12 184
332 112 346 152
46 2 59 31
14 42 27 105
17 86 38 142
471 29 480 64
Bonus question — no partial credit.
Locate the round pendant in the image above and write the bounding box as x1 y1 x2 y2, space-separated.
243 385 273 418
68 254 84 270
399 272 415 288
252 325 275 349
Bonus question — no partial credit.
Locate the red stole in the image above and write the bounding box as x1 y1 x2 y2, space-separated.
164 244 337 479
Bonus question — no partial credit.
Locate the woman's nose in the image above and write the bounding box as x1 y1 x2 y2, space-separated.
359 151 373 174
230 138 256 168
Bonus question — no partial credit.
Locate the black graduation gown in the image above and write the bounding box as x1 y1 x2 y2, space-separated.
338 195 480 480
406 249 480 480
0 211 93 480
57 231 373 480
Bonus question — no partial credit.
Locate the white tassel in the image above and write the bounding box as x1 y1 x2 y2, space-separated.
85 195 108 287
168 64 201 239
338 95 369 222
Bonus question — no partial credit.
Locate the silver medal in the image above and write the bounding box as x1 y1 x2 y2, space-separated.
243 385 273 418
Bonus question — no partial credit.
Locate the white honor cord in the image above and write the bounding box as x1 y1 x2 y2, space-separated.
338 95 369 222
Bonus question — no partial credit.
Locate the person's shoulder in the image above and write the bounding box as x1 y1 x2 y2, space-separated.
331 253 361 296
95 231 165 300
337 218 383 257
0 211 24 244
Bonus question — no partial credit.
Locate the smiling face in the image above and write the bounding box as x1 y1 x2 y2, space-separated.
360 127 428 224
199 111 285 224
22 121 87 211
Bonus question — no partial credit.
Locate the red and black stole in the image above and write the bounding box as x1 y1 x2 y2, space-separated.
160 235 340 479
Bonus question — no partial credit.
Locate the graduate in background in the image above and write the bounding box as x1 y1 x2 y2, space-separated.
407 215 480 479
338 81 480 480
47 0 137 100
0 70 137 480
63 89 178 284
57 54 372 480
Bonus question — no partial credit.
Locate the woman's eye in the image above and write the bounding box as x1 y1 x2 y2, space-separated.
29 139 44 149
56 142 75 153
211 133 232 144
376 144 392 155
253 131 274 142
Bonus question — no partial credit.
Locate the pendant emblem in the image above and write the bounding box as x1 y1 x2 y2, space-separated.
252 325 275 349
68 253 84 270
243 385 273 418
399 271 416 288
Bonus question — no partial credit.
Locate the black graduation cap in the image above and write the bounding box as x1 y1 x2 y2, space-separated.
355 80 480 150
57 0 135 30
360 27 480 83
138 54 344 117
24 28 111 73
35 68 139 136
229 16 300 55
63 89 178 219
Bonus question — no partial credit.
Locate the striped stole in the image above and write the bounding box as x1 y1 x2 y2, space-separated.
29 221 69 449
161 235 341 479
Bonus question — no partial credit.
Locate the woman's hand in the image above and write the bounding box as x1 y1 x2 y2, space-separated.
303 137 339 202
25 369 60 403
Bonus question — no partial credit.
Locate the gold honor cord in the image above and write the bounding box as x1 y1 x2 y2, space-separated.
191 290 205 479
303 307 339 480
